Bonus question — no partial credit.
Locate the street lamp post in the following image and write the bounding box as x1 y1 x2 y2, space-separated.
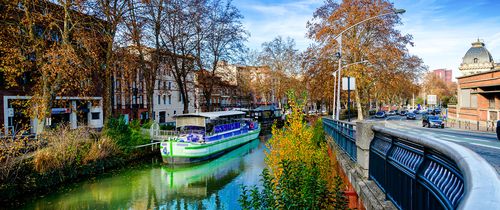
333 9 405 120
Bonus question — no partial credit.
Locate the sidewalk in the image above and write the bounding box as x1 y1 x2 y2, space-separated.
445 119 497 134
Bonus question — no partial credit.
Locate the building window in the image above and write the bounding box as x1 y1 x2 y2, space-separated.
168 82 172 90
163 95 166 104
489 97 495 108
473 58 478 63
158 80 161 89
91 112 100 120
163 81 167 90
168 95 172 104
158 95 161 104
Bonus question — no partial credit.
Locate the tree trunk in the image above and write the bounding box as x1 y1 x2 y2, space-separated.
356 90 364 120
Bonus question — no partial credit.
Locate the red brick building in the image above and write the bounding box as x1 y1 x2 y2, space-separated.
448 70 500 125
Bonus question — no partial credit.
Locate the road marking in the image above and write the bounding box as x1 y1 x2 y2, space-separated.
469 143 500 150
441 138 464 143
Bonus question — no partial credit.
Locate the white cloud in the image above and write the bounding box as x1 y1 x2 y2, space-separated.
238 0 500 80
394 0 500 78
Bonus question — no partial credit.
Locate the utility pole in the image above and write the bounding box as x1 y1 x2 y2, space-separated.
336 36 342 120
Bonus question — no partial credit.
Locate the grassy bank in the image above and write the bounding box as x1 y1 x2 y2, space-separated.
0 118 156 203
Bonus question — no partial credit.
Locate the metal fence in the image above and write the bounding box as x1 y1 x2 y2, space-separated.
322 118 357 161
370 126 500 210
446 118 497 132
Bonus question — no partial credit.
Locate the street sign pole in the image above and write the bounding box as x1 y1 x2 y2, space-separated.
347 77 351 122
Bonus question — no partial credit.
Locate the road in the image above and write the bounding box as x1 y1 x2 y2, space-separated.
369 114 500 174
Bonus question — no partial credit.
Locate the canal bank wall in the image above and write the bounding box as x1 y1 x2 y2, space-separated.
0 145 159 205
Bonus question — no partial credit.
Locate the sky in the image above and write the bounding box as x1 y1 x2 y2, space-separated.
233 0 500 79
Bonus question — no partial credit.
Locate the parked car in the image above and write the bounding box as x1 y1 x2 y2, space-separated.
388 110 397 116
413 109 419 114
406 112 416 120
399 110 407 116
375 111 386 118
497 120 499 141
422 115 444 128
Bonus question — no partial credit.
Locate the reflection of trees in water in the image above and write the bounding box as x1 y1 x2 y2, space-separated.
22 139 263 210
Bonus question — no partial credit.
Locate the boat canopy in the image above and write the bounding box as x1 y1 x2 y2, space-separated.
174 111 245 120
174 111 246 127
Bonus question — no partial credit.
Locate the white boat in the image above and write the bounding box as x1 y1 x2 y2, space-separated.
159 111 261 164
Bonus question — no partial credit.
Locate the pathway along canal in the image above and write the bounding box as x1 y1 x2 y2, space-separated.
15 136 269 210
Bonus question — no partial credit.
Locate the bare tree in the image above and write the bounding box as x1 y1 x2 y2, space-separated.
259 36 302 108
160 0 200 114
90 0 129 119
195 0 248 111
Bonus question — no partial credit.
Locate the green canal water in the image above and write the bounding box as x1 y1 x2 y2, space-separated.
16 137 268 210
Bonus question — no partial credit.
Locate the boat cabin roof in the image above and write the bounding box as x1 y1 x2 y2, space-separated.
174 111 245 120
174 111 246 128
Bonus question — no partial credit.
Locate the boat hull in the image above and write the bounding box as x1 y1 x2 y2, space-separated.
160 128 260 164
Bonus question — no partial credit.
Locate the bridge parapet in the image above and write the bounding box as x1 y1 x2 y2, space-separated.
323 117 500 210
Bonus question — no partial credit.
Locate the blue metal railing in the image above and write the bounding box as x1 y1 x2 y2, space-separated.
322 118 356 161
370 127 467 210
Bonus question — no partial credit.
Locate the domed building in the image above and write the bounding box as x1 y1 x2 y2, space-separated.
448 39 500 129
458 39 496 76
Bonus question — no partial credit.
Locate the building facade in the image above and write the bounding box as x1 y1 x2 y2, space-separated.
432 69 453 83
113 48 197 124
152 67 197 124
448 39 500 127
1 1 104 135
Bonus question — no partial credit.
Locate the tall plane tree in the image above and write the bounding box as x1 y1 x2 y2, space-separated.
308 0 423 119
259 36 302 108
160 0 200 114
91 0 129 119
195 0 247 111
1 0 102 132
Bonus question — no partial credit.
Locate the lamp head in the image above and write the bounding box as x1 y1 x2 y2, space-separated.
394 9 406 14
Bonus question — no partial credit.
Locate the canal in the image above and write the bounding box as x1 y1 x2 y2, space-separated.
16 136 269 210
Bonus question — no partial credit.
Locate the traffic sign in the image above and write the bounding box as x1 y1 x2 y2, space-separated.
427 95 437 105
342 77 355 90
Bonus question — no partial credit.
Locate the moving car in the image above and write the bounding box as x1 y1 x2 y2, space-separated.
406 112 416 120
375 111 386 118
422 115 444 128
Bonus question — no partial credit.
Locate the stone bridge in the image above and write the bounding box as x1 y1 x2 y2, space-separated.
322 118 500 210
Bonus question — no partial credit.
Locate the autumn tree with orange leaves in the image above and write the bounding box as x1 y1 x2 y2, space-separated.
306 0 425 119
0 0 106 132
422 72 457 107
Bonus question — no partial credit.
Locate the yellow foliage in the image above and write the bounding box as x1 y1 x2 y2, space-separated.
265 92 333 184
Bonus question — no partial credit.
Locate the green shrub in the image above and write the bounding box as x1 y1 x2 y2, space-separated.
129 119 142 130
104 117 150 152
141 120 153 129
311 118 326 147
104 117 133 150
240 160 345 209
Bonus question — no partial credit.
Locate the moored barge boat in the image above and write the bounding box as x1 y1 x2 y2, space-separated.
159 111 260 164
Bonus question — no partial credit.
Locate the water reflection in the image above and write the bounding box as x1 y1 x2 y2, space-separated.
18 137 268 210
